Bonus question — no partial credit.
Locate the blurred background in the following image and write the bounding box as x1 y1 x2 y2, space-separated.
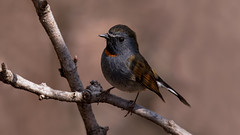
0 0 239 135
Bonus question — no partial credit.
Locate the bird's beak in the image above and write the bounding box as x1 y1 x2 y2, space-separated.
99 33 109 39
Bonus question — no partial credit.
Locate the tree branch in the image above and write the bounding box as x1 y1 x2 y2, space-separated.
0 63 191 135
31 0 107 134
0 63 84 102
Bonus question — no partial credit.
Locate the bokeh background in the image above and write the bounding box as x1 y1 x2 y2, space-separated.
0 0 239 135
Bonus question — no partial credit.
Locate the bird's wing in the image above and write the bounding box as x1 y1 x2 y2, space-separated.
126 54 165 102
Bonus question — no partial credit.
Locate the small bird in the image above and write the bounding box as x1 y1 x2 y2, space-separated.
99 24 190 107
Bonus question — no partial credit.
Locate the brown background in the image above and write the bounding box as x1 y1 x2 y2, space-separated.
0 0 239 135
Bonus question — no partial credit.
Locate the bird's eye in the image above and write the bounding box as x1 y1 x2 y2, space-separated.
119 37 124 42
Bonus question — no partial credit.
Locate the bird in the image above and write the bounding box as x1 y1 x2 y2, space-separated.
99 24 190 107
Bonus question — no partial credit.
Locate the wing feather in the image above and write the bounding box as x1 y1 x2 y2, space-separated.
127 54 165 102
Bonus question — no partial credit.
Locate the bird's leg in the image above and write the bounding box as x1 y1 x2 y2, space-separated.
105 86 115 93
97 87 115 104
124 92 140 117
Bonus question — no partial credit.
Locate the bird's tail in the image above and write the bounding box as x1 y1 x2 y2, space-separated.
156 76 191 107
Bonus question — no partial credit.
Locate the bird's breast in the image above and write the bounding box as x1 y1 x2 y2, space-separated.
101 52 145 92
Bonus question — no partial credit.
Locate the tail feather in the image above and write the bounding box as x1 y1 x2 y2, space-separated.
154 90 165 103
156 76 191 107
166 87 191 107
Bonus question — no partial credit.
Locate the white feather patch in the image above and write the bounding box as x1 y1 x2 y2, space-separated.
157 81 178 96
157 81 164 88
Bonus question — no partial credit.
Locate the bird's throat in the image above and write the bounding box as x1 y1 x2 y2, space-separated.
104 48 118 57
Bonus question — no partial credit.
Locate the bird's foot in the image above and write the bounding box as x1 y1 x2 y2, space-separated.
97 87 115 104
124 100 136 117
